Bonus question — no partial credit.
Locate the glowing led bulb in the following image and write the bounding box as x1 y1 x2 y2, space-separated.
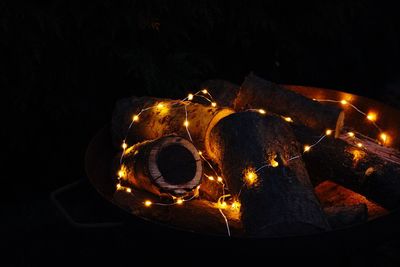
367 112 377 122
116 183 121 189
211 102 217 107
357 143 363 148
188 93 194 100
125 188 132 193
132 115 139 122
348 132 355 137
208 176 215 181
244 168 258 186
122 142 128 149
304 145 311 152
325 129 333 136
217 176 223 182
198 151 202 155
202 89 208 94
157 103 164 108
284 117 293 122
144 200 152 207
176 198 184 205
341 99 348 105
270 158 279 168
258 109 266 114
183 120 189 127
380 133 388 143
231 200 241 211
118 169 125 178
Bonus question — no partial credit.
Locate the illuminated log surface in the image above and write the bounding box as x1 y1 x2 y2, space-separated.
323 204 368 229
113 191 243 236
235 74 345 137
208 112 330 237
111 96 234 151
119 135 202 196
315 180 388 220
294 125 400 210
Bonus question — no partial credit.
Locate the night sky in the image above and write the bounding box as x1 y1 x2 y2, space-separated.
3 1 400 265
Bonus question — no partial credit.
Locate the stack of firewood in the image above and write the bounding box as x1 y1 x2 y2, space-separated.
110 74 400 237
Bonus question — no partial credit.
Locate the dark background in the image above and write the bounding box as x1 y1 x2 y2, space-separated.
2 0 400 265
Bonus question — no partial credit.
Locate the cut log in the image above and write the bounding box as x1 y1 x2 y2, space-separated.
208 112 330 236
315 180 388 220
236 74 345 137
119 135 202 196
294 125 400 210
112 96 234 151
324 204 368 229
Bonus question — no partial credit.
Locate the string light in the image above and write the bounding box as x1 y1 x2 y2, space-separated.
132 115 139 122
183 120 189 127
211 102 217 107
125 188 132 193
258 109 266 114
207 175 215 181
325 129 333 136
367 112 377 122
157 103 164 108
348 132 355 137
340 99 348 105
198 151 202 155
243 167 258 186
217 176 223 182
122 142 128 150
176 198 184 205
357 142 363 148
116 183 121 189
188 93 194 100
202 89 208 94
144 200 152 207
231 200 241 211
304 145 311 152
380 133 388 143
283 116 293 122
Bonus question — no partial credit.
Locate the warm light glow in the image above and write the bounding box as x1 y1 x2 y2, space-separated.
116 183 121 189
133 115 139 122
118 167 126 178
144 200 152 207
122 142 128 149
357 142 363 148
216 201 227 209
202 89 208 94
217 176 223 182
283 117 293 122
380 133 388 143
244 167 258 186
157 103 164 108
349 149 366 163
304 145 311 152
183 120 189 127
125 188 132 193
325 129 333 136
211 102 217 107
198 151 202 155
367 112 377 122
348 132 355 137
340 99 348 105
176 198 184 205
188 93 194 100
207 176 215 181
269 153 279 168
258 109 266 114
231 200 241 211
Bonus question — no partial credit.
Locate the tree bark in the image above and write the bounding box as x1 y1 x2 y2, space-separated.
234 74 345 137
112 96 234 151
208 112 330 237
119 135 203 196
294 125 400 210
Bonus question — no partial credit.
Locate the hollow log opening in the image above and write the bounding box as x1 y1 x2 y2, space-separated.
157 144 197 185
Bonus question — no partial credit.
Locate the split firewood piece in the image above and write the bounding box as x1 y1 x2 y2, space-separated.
118 135 202 196
208 112 331 236
324 204 368 229
112 96 234 151
315 180 388 220
295 125 400 210
236 74 345 137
